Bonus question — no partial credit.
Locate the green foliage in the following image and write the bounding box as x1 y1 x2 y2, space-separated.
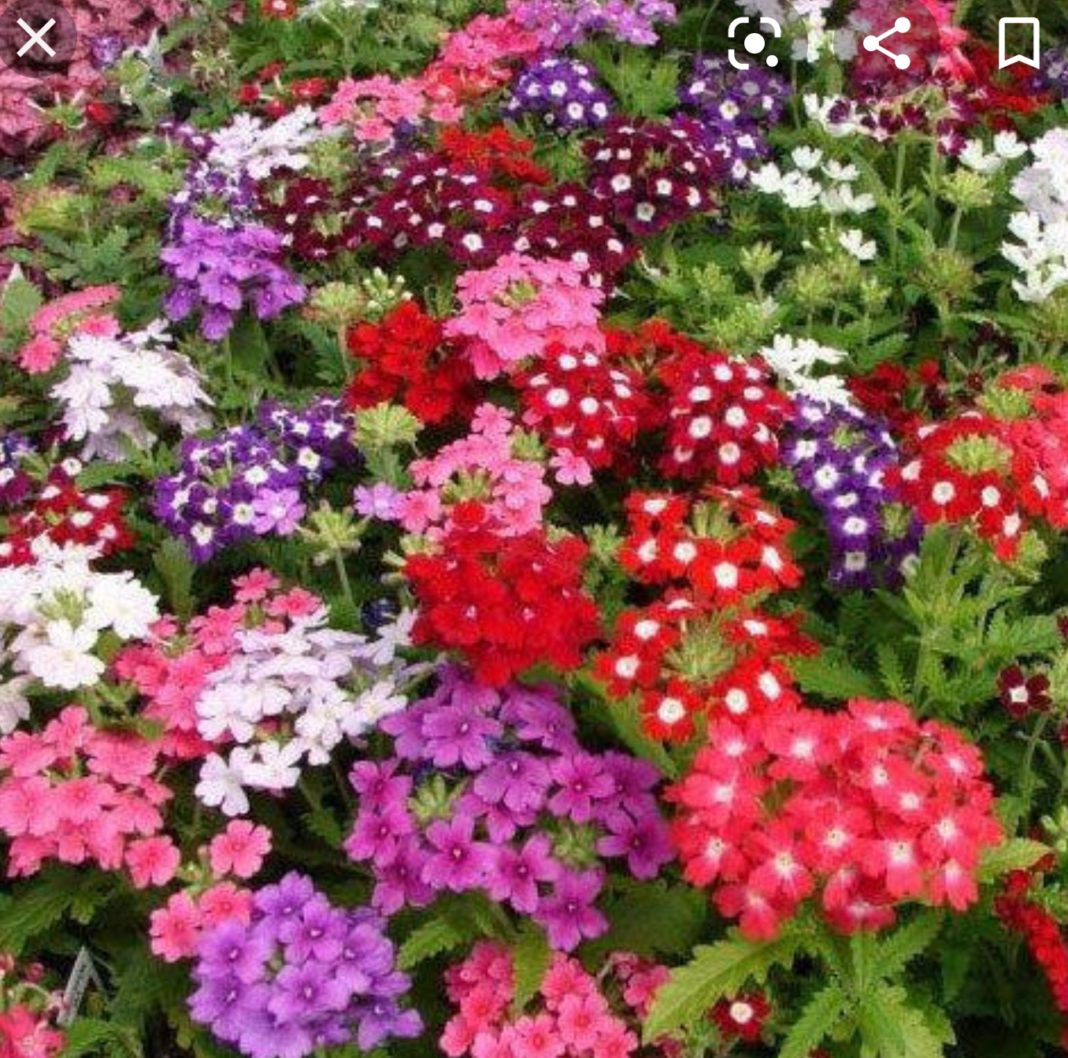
0 870 115 955
779 983 850 1058
582 881 707 963
511 923 552 1014
643 927 807 1041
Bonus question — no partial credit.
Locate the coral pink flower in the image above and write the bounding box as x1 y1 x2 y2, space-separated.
150 891 202 962
209 820 272 879
125 836 180 888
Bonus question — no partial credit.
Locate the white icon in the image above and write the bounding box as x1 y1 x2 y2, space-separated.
727 16 781 71
862 17 912 70
998 17 1040 70
16 16 55 57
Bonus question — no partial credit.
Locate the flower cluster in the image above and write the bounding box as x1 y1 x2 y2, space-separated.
405 527 599 687
393 403 551 538
505 56 613 132
887 412 1046 560
515 338 655 483
783 398 922 588
670 699 1003 939
584 118 726 235
0 552 158 693
0 464 133 568
152 396 357 561
596 487 809 741
162 217 306 340
444 253 605 380
640 322 791 484
508 0 676 48
441 941 672 1058
51 320 211 460
677 55 790 182
192 585 416 817
0 706 176 882
16 285 120 376
346 665 672 948
0 434 32 511
188 872 421 1058
345 300 478 425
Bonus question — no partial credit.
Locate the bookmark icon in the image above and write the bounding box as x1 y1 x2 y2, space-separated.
999 17 1040 71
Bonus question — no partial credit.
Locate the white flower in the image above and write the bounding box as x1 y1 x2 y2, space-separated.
791 146 824 171
196 749 253 817
198 682 258 742
21 620 105 690
839 228 877 261
761 334 855 409
356 608 416 667
208 107 326 180
346 680 407 734
994 130 1027 161
244 740 303 791
0 677 31 734
959 139 1003 175
84 574 160 637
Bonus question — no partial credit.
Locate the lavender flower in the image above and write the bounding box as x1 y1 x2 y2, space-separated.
783 398 922 590
343 664 673 950
161 215 305 341
152 396 358 561
505 56 613 132
508 0 676 47
188 873 421 1058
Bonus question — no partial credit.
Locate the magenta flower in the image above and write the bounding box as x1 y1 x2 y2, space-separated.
422 816 493 893
534 869 608 951
486 835 561 913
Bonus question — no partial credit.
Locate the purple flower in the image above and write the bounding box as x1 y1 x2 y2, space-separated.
547 753 615 822
348 760 411 810
372 842 435 915
345 803 416 865
421 701 502 770
472 752 551 815
286 896 346 963
252 487 306 535
486 835 561 913
199 919 272 984
505 56 614 132
354 482 404 520
254 872 315 942
422 816 493 893
534 869 608 951
596 814 674 880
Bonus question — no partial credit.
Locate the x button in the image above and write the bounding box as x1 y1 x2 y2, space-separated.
0 0 76 75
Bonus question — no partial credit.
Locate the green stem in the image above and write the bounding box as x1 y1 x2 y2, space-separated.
1019 713 1052 828
333 551 356 613
947 205 963 252
337 325 353 381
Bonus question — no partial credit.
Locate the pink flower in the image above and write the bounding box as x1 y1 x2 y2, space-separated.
150 891 201 962
125 835 180 888
232 568 281 602
510 1015 564 1058
550 450 593 487
198 882 253 926
0 777 56 837
208 820 271 879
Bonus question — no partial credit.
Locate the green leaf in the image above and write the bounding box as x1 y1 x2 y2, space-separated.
1 277 42 339
583 882 706 962
0 870 112 955
152 538 196 622
876 911 943 980
858 983 949 1058
779 983 849 1058
60 1018 141 1058
512 922 551 1015
875 642 910 699
790 652 882 702
397 917 467 971
978 838 1051 882
229 314 271 376
643 928 804 1041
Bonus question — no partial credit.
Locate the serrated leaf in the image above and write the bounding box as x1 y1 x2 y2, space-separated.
876 911 943 980
60 1018 141 1058
0 870 112 954
152 537 196 621
978 838 1051 882
512 923 551 1014
790 652 881 702
876 642 910 699
397 917 466 971
583 882 706 961
858 983 948 1058
643 928 804 1041
779 983 848 1058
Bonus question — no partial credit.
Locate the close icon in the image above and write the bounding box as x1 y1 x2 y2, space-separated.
727 16 781 72
16 16 55 58
0 0 76 74
862 16 912 70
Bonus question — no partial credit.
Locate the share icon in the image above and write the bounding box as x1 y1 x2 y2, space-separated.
861 16 912 70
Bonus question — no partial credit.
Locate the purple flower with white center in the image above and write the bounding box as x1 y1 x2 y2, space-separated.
783 397 922 589
152 396 358 561
345 663 672 949
188 872 420 1058
0 433 33 510
505 56 614 132
533 868 608 951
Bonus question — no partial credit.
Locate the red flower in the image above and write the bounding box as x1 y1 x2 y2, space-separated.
711 992 770 1042
261 0 297 18
405 527 600 686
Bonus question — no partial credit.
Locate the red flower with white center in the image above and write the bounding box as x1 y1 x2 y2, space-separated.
711 992 770 1043
0 468 133 567
515 338 655 478
668 700 1002 939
